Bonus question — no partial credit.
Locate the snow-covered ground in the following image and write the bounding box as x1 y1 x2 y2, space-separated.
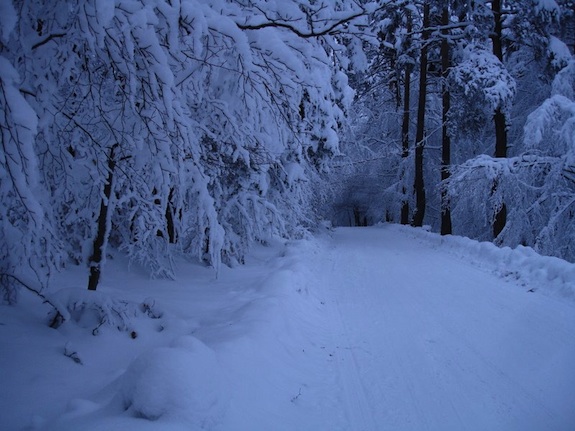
1 224 575 431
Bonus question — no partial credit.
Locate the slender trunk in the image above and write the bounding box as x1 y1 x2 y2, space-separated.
412 2 430 228
491 0 507 238
493 109 507 158
354 207 361 227
166 188 176 244
400 12 412 225
87 145 117 291
440 6 452 235
493 199 507 238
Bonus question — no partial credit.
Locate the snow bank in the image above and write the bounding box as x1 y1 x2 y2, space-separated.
24 237 336 431
212 238 343 431
392 224 575 301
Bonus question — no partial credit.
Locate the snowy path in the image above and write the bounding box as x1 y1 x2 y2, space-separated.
316 227 575 431
2 225 575 431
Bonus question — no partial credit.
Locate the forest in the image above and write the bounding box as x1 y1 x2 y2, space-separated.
2 0 575 296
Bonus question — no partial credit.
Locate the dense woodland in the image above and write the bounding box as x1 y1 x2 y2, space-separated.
1 0 575 297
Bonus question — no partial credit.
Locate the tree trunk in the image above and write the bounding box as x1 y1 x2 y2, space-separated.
412 2 430 228
400 12 413 226
491 0 504 62
440 5 452 235
491 0 507 238
492 190 507 239
493 109 507 158
166 188 177 244
87 145 117 291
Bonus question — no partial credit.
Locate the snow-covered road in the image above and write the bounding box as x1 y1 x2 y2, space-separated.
3 225 575 431
316 227 575 431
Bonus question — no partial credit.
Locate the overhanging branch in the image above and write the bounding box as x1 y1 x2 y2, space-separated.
236 10 367 38
32 33 66 50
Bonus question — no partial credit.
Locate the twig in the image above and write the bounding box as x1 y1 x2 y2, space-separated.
290 387 302 403
64 342 83 365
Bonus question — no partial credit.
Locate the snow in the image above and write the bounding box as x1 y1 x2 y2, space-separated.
552 60 575 100
0 0 16 42
118 340 225 425
535 0 561 16
285 162 307 184
450 44 516 113
1 225 575 430
548 36 572 70
94 0 115 27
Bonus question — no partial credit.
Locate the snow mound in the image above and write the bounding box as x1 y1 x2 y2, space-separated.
118 337 226 427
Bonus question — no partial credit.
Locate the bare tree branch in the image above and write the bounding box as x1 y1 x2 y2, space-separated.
0 273 65 327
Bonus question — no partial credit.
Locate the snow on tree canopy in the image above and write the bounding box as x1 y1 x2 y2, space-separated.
534 0 561 17
526 60 575 157
450 44 517 115
548 36 572 70
523 94 575 157
0 51 56 294
0 0 370 290
447 55 575 261
552 60 575 100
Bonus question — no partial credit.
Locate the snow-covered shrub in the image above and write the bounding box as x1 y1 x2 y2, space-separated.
47 288 163 334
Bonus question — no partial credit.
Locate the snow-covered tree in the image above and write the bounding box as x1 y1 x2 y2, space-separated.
446 59 575 259
0 1 61 301
1 0 373 293
442 0 575 241
331 0 575 261
327 0 432 227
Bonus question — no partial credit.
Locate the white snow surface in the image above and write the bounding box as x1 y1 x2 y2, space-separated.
1 225 575 430
0 0 17 42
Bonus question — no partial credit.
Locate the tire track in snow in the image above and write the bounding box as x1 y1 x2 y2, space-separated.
322 249 378 431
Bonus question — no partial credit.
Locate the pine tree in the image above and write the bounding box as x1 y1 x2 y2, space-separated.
440 4 453 235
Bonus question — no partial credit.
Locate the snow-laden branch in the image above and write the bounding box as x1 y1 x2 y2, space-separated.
31 33 66 50
235 9 368 38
